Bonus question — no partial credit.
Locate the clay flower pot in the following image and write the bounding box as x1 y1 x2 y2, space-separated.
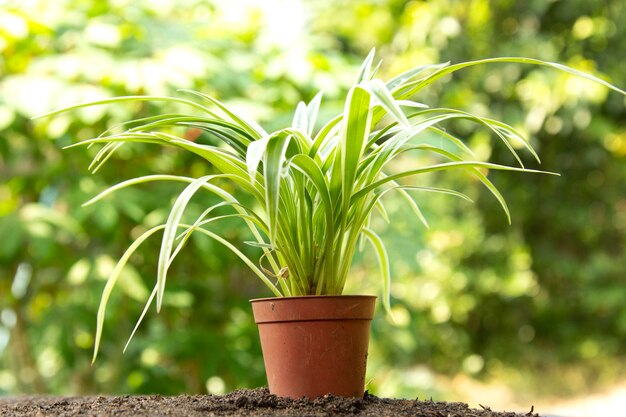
250 295 377 399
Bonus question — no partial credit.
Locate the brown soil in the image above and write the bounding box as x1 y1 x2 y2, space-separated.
0 388 539 416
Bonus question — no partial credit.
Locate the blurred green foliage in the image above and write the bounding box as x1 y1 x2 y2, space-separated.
1 0 625 401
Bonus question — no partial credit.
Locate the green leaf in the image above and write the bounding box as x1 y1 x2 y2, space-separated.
356 47 376 83
394 57 626 100
32 95 216 120
177 89 267 138
156 175 221 312
288 154 334 239
93 224 166 363
192 225 281 294
82 174 238 207
367 79 410 127
306 91 323 137
246 136 270 182
363 228 392 316
339 85 372 210
264 133 291 243
386 62 450 91
244 241 276 249
292 101 308 133
353 160 559 224
396 100 429 109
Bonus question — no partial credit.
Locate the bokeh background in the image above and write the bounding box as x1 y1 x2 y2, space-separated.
1 0 625 414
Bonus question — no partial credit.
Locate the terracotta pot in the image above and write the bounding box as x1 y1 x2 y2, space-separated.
250 295 376 399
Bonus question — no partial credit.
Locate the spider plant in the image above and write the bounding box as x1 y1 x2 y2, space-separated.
35 49 625 362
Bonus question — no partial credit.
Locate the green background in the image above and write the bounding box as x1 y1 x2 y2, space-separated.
1 0 625 406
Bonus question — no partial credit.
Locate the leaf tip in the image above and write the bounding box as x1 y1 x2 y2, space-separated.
385 304 397 324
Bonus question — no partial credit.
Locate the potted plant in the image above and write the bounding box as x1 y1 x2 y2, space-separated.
35 49 625 399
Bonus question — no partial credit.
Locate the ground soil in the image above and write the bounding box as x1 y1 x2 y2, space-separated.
0 388 540 417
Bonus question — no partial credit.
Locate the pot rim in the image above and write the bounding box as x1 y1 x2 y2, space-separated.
249 294 377 303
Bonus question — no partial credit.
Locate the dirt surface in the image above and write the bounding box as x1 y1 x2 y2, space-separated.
0 388 540 416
